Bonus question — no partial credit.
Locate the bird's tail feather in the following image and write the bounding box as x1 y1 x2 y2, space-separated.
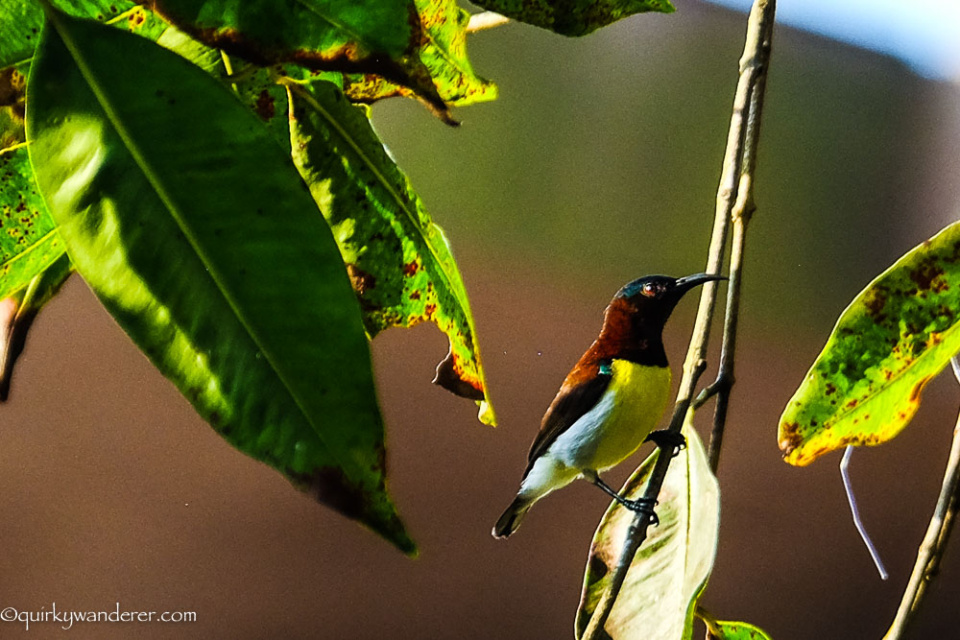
492 495 534 539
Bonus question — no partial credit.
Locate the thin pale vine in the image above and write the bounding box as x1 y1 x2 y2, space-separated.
579 2 776 638
883 357 960 639
840 446 889 580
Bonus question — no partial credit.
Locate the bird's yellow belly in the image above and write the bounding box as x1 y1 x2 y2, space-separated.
554 360 672 472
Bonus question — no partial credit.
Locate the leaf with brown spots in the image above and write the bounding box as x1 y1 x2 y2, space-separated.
328 0 496 109
780 222 960 466
288 80 495 425
698 614 774 640
575 423 719 639
0 66 27 141
471 0 675 37
153 26 294 152
28 10 414 553
0 0 152 69
0 146 67 300
144 0 454 117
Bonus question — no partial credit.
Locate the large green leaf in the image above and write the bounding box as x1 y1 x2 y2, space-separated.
288 81 495 424
575 423 719 639
1 4 165 300
27 9 415 553
146 0 450 115
0 146 66 300
470 0 675 37
779 222 960 466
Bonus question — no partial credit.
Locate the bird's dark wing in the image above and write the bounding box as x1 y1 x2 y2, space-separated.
523 361 612 476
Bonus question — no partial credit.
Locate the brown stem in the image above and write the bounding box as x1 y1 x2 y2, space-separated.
883 358 960 639
703 0 773 472
579 2 776 637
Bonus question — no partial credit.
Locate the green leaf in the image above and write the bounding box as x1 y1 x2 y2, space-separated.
575 423 719 639
156 24 225 73
0 146 67 300
332 0 496 108
470 0 675 37
0 253 72 401
27 9 415 553
288 81 496 425
779 222 960 466
0 0 148 69
147 0 451 116
414 0 494 106
154 28 294 152
699 614 774 640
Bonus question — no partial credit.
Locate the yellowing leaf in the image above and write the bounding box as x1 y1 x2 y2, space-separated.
288 81 495 424
0 146 66 300
575 423 719 639
780 222 960 466
335 0 496 108
147 0 452 116
700 614 774 640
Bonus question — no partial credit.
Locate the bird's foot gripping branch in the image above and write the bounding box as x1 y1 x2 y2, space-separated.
492 273 722 540
575 0 778 638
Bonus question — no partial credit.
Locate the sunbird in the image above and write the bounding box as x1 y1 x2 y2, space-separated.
492 273 725 538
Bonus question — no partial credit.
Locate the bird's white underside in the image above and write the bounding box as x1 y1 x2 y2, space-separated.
519 362 671 503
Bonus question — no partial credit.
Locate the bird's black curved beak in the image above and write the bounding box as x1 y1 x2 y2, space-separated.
673 273 727 297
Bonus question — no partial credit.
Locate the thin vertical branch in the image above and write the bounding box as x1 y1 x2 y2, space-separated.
883 358 960 640
699 0 774 472
580 2 776 637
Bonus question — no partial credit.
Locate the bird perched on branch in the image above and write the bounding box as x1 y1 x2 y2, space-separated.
492 273 724 539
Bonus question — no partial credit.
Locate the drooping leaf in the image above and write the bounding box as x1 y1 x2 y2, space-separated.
780 222 960 466
575 423 719 639
333 0 496 108
287 81 495 425
0 146 67 300
145 0 451 116
27 9 415 553
0 253 72 401
470 0 675 37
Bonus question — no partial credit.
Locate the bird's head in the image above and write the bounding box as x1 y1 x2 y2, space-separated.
613 273 726 329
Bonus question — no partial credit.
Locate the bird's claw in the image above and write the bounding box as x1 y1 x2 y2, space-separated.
645 429 686 458
623 497 659 526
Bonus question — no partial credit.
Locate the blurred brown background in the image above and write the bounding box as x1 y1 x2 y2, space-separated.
3 1 960 638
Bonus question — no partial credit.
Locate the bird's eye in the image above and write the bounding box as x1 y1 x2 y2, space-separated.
641 283 657 297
